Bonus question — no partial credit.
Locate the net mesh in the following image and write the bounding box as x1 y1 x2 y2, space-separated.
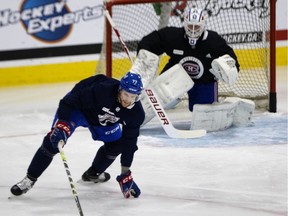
96 0 271 105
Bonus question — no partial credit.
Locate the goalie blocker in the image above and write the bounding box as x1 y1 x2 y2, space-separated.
140 63 194 125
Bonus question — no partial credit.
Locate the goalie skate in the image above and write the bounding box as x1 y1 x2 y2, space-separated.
10 175 36 196
81 167 111 183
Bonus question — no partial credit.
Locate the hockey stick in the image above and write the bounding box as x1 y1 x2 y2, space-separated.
58 141 84 216
103 8 206 138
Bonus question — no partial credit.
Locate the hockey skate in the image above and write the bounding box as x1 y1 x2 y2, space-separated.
81 167 110 183
10 175 36 196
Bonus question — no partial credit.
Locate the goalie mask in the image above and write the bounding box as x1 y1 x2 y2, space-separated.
183 7 206 46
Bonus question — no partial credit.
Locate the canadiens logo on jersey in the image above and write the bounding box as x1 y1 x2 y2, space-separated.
179 56 204 79
98 107 120 126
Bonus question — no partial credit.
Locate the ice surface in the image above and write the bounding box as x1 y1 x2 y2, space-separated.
0 67 287 216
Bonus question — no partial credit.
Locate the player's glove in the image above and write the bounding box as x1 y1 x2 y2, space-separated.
49 120 71 149
116 170 141 198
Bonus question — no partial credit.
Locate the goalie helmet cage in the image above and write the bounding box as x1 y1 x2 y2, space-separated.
97 0 276 112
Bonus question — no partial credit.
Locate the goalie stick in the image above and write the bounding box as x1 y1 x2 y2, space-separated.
58 141 84 216
103 7 206 139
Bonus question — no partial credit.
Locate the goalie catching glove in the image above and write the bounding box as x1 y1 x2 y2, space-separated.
116 170 141 198
209 54 238 86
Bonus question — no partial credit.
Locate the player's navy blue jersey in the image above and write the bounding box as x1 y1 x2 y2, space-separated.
56 74 145 166
58 74 144 127
138 27 240 84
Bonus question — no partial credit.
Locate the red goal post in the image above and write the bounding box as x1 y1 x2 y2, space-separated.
97 0 276 112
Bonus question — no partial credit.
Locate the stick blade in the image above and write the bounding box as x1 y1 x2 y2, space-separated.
165 128 206 139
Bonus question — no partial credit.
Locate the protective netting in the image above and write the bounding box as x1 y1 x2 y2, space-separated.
96 0 271 104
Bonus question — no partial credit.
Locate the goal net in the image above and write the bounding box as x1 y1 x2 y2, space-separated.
96 0 276 110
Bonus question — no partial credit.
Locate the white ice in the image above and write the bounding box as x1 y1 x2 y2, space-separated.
0 67 287 216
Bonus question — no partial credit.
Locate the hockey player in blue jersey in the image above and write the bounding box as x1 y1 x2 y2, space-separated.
11 72 145 199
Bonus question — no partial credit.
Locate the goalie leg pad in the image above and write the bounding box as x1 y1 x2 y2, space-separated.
224 97 255 126
190 97 255 132
190 102 236 132
130 49 159 88
141 64 194 126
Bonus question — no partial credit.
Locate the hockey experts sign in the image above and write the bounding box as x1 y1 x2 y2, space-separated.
0 0 103 43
